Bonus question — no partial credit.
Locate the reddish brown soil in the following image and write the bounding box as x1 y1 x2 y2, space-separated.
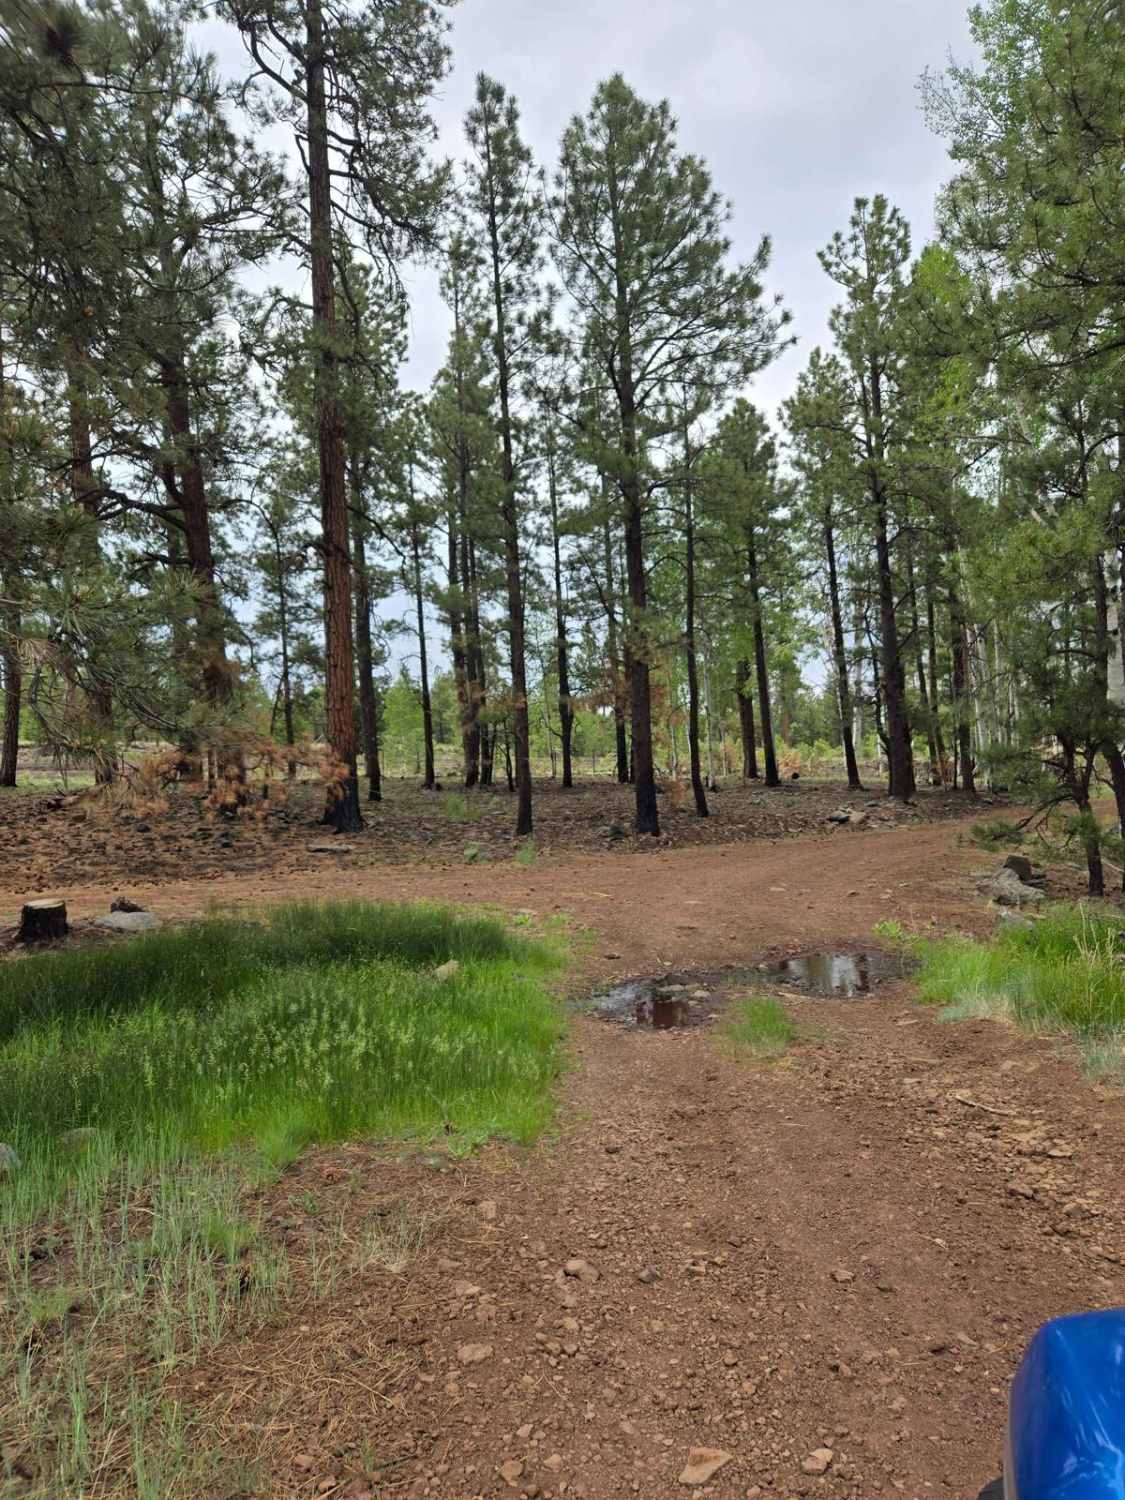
5 810 1125 1500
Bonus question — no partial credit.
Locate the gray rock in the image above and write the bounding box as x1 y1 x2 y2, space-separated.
826 810 851 825
0 1143 20 1172
308 841 354 854
996 910 1036 934
1001 853 1034 883
984 869 1045 908
94 910 162 933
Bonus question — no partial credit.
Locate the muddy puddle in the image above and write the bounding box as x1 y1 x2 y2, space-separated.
593 978 717 1029
771 949 909 997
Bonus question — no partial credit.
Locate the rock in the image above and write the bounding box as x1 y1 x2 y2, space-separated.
604 1141 623 1155
826 810 851 825
831 1267 854 1284
433 960 461 982
678 1448 733 1486
456 1343 493 1365
307 841 354 854
563 1257 598 1283
997 910 1036 933
94 910 162 932
0 1143 20 1173
637 1266 660 1284
848 810 868 826
1002 853 1034 883
983 868 1045 907
801 1448 834 1475
498 1459 523 1487
110 896 147 913
543 1455 563 1473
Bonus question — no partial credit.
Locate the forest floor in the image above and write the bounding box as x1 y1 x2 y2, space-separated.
3 791 1123 1500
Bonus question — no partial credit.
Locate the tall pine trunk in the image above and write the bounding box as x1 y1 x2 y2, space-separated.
822 515 862 789
948 572 975 797
482 147 532 835
683 440 708 816
305 0 362 832
737 660 759 779
547 436 574 788
351 486 382 802
67 377 115 783
905 540 939 787
926 582 948 784
747 530 779 787
603 512 629 784
445 504 471 792
409 516 436 790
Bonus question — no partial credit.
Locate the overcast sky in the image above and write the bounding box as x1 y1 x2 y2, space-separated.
396 0 977 416
204 0 975 420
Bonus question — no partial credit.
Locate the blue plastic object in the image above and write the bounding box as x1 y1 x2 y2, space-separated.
1006 1309 1125 1498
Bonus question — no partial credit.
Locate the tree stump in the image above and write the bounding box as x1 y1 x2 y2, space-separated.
18 899 68 944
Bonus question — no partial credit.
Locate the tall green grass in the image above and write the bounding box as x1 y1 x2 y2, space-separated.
0 902 563 1213
915 906 1125 1038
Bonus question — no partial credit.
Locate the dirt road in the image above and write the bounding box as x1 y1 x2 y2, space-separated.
12 816 1125 1499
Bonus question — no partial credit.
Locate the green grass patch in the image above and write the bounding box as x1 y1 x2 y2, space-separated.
914 907 1125 1057
0 901 564 1216
716 994 800 1058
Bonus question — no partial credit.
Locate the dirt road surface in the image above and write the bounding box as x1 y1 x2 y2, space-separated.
6 816 1125 1499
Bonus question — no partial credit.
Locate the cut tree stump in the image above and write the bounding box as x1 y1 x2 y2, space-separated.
18 899 68 944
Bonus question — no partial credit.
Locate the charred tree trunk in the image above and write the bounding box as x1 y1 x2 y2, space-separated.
305 0 361 832
822 515 862 789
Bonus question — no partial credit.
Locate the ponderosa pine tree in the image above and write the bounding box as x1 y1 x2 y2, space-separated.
221 0 450 830
818 196 916 800
549 74 788 833
463 74 542 835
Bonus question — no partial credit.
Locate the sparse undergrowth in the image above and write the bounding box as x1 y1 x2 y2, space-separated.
914 906 1125 1079
716 994 801 1058
0 902 563 1497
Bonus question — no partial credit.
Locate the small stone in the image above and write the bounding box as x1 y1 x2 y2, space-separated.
831 1268 854 1284
451 1280 481 1299
722 1350 739 1367
637 1266 660 1284
678 1448 733 1486
517 1424 533 1440
0 1143 20 1172
293 1455 316 1472
801 1448 834 1475
307 840 355 854
564 1258 598 1283
456 1343 493 1365
433 960 461 982
543 1455 563 1473
604 1141 623 1155
499 1459 523 1487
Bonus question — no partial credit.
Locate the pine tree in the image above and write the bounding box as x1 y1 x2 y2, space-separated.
549 74 788 833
